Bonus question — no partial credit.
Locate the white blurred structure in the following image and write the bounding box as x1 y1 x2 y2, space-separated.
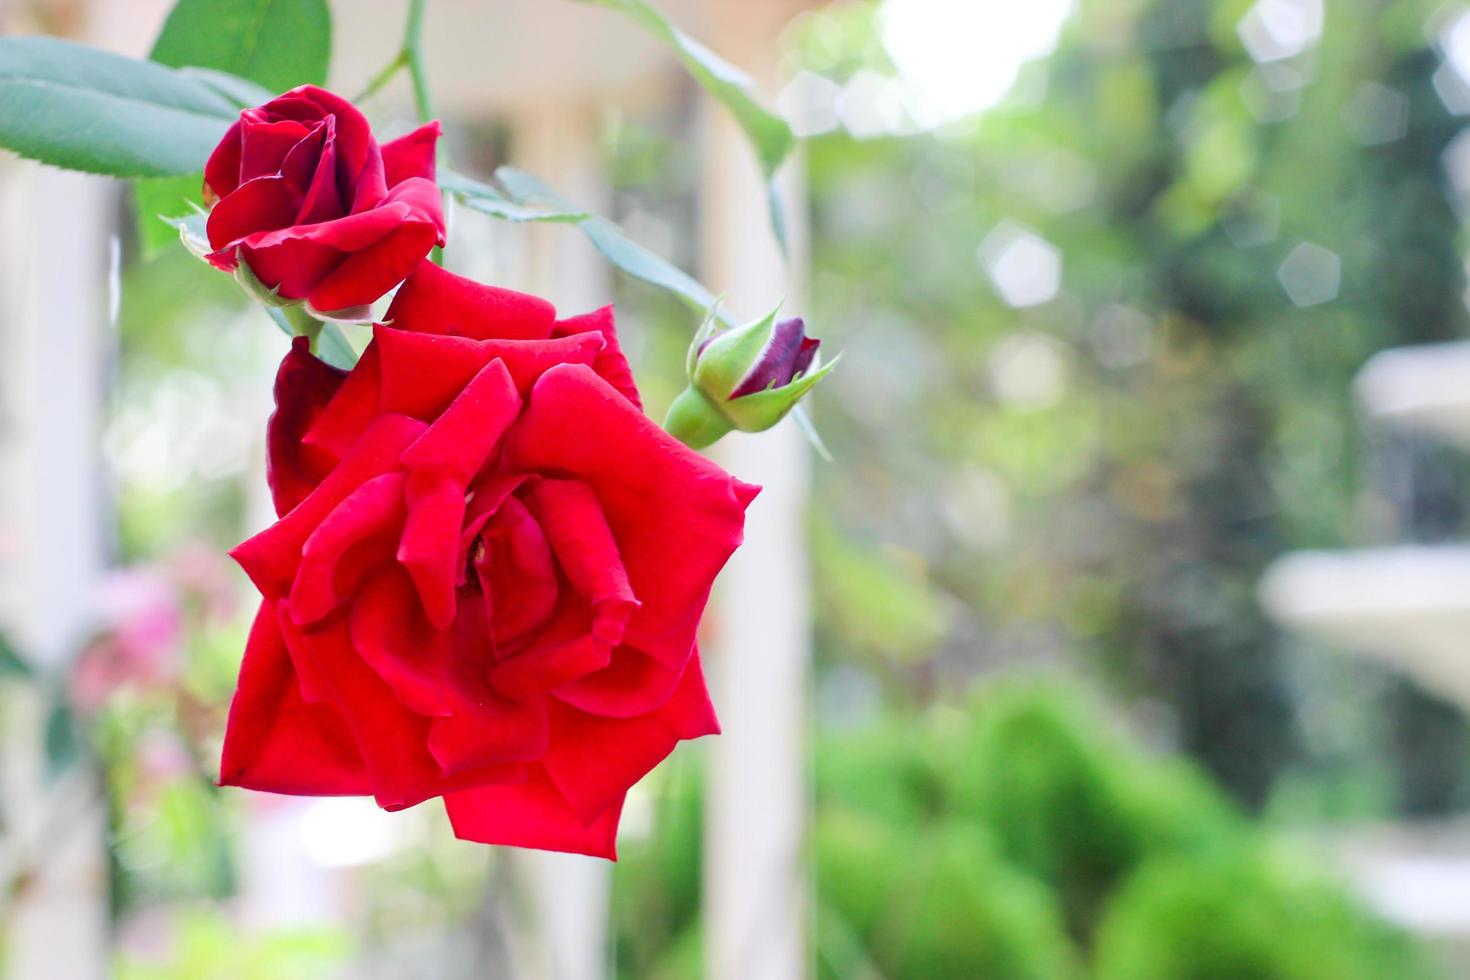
1261 342 1470 958
0 1 817 978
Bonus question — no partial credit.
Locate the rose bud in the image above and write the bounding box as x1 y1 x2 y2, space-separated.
664 308 837 448
202 86 446 318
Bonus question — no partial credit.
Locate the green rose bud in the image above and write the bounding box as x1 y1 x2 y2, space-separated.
664 306 838 449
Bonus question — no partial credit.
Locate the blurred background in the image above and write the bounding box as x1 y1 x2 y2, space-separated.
5 0 1470 976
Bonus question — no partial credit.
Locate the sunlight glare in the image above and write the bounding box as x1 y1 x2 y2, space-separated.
879 0 1075 125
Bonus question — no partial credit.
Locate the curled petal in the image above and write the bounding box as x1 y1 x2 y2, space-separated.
400 357 520 483
289 472 406 625
374 324 603 420
476 495 558 647
267 337 346 516
445 768 623 859
542 654 716 825
219 602 370 795
553 306 641 410
397 471 465 630
386 259 556 340
523 478 638 646
348 565 455 717
206 175 301 252
505 364 757 667
382 121 441 187
489 599 612 700
554 645 685 719
234 413 426 599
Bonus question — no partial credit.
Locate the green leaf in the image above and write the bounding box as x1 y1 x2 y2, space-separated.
179 66 276 108
573 0 795 177
150 0 332 93
135 173 205 253
0 36 238 176
497 166 721 314
441 170 588 223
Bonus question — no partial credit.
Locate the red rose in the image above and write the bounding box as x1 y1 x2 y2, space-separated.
220 261 757 858
203 86 446 314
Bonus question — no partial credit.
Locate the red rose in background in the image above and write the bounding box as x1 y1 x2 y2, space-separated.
203 86 446 314
220 261 757 858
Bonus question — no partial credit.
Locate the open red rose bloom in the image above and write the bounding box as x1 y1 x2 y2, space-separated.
220 260 757 858
203 85 446 314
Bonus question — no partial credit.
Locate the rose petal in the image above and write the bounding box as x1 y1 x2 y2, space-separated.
553 645 685 719
523 478 638 645
399 357 521 483
306 220 439 314
397 471 465 630
203 120 243 200
542 654 717 824
382 121 442 187
281 615 448 811
303 343 383 460
348 565 455 717
475 494 558 646
386 260 557 341
267 337 346 516
553 306 641 409
293 124 346 226
374 325 602 420
444 767 623 859
504 364 757 667
219 602 370 795
489 597 611 699
239 115 313 184
206 175 302 251
289 472 407 625
234 413 426 599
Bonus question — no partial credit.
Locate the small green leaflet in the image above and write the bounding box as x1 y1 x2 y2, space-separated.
0 36 237 177
440 170 588 224
494 166 722 316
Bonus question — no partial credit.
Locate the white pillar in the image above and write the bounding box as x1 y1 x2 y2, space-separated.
699 4 812 979
504 100 615 980
0 161 112 980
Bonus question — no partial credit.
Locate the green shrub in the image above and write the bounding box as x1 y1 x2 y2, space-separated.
1093 848 1434 980
815 813 1081 980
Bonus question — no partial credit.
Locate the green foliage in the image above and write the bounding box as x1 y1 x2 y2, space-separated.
942 682 1241 937
796 680 1431 979
0 37 236 176
816 816 1082 980
1092 849 1435 980
149 0 331 94
795 0 1470 815
136 0 332 251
